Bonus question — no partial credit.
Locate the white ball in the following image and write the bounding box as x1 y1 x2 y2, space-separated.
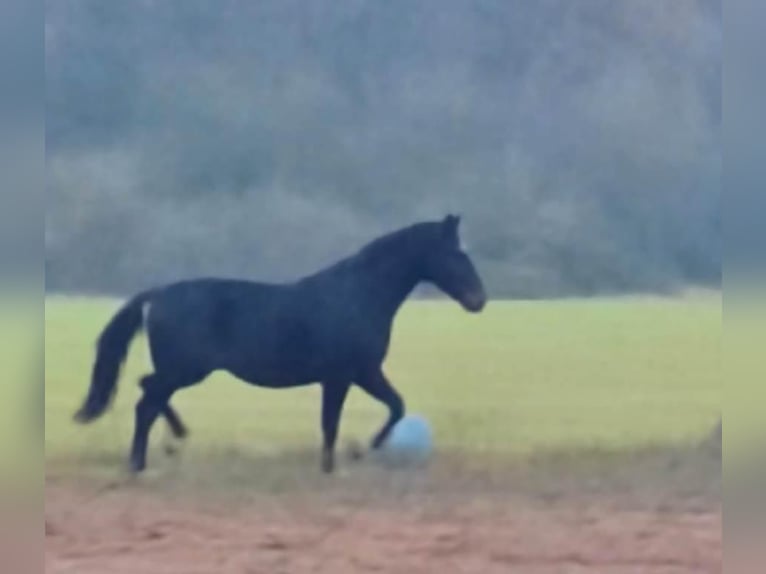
381 414 433 466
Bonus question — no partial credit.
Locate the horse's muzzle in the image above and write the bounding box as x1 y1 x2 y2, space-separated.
462 290 487 313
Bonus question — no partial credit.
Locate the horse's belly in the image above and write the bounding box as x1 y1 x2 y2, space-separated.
243 377 315 389
224 359 354 388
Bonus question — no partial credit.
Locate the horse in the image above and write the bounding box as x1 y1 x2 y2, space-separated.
74 215 487 474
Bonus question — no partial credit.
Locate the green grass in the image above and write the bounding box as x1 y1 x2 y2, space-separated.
44 293 721 478
0 294 41 487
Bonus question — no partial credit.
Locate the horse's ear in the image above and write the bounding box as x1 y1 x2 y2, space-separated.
442 214 461 237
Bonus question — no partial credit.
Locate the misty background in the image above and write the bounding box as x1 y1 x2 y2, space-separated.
45 0 721 298
1 0 41 287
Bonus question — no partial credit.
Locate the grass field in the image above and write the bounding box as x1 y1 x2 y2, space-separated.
44 293 723 573
44 293 721 479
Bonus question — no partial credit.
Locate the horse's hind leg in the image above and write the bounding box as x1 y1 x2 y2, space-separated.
133 369 209 470
129 386 169 473
141 374 188 442
162 403 188 438
356 370 405 450
159 403 189 457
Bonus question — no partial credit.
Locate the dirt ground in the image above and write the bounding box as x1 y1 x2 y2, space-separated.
45 446 721 574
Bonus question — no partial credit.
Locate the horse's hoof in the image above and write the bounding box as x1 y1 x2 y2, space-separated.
128 459 146 475
346 440 364 462
321 453 334 474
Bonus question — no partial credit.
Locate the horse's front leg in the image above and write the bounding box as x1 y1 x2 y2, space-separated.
356 370 405 450
320 381 351 473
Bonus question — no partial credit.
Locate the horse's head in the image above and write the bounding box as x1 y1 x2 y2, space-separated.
422 215 487 313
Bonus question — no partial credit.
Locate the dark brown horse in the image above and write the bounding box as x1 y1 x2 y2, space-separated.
74 215 487 473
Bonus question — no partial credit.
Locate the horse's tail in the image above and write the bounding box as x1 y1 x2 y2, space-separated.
74 291 153 423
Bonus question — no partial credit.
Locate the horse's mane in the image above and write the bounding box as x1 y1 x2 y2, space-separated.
300 221 439 282
356 221 437 260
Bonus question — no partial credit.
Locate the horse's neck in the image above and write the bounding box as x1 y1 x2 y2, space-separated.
361 252 421 317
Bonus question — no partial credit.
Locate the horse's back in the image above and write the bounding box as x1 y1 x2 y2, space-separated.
142 275 392 384
143 279 285 368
